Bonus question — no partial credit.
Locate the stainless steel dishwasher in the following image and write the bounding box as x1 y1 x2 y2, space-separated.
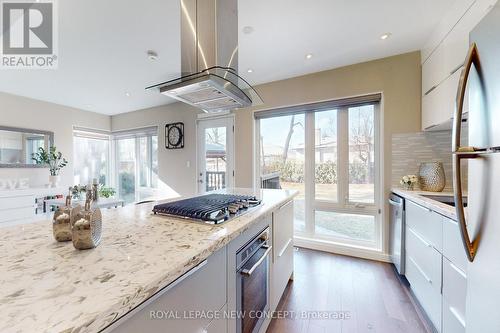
389 193 405 275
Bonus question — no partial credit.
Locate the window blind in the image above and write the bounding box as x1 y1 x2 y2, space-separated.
254 93 381 120
112 126 158 140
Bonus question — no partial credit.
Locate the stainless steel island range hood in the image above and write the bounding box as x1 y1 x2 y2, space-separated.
146 0 262 113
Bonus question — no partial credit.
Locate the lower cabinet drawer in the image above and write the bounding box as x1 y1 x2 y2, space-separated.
442 217 468 273
442 299 465 333
442 258 466 332
271 236 293 311
406 226 442 292
110 247 227 333
0 195 34 210
406 255 442 331
0 207 34 223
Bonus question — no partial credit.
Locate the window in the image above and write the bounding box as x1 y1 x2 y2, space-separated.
257 96 380 250
259 114 305 232
73 129 111 186
114 127 159 204
73 127 158 205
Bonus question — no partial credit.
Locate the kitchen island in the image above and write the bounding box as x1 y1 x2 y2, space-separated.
0 188 297 333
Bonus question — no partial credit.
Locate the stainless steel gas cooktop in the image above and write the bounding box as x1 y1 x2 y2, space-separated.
152 193 262 224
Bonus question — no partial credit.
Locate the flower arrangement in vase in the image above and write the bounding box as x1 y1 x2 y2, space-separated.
32 146 68 188
400 174 418 191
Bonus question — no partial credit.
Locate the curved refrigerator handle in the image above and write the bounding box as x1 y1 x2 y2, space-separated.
452 43 486 262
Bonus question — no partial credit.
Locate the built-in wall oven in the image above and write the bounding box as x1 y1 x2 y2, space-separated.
236 227 272 333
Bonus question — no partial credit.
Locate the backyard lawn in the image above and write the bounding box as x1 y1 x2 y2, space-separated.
280 181 375 241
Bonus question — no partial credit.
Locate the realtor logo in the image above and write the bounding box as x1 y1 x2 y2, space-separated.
1 0 58 69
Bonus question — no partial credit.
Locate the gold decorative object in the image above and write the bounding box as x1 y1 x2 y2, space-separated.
52 187 74 242
419 162 446 192
72 185 102 250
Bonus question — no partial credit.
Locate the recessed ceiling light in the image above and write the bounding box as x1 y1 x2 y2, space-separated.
247 68 253 73
305 53 313 60
147 50 158 61
125 92 131 97
242 26 254 34
380 33 392 40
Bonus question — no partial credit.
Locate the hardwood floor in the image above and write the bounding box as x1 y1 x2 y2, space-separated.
267 248 430 333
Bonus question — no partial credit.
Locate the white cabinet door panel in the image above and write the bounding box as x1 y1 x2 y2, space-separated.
406 226 442 294
405 251 442 332
405 200 443 251
422 68 462 131
110 247 227 333
442 217 468 272
0 195 34 210
442 258 467 328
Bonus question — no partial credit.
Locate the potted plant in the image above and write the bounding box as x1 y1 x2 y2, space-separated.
400 174 418 191
32 146 68 188
99 186 116 199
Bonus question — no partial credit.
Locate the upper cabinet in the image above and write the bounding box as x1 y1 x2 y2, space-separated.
421 0 498 131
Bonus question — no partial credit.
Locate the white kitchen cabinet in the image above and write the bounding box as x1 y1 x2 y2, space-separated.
422 68 462 130
406 225 442 331
402 196 470 333
421 0 475 62
405 200 442 251
271 199 294 311
109 247 227 333
421 0 498 130
442 217 468 272
442 258 467 333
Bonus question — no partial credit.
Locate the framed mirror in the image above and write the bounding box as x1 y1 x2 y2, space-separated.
0 126 54 168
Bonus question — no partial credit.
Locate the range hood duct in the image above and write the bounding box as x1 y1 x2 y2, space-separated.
146 0 262 113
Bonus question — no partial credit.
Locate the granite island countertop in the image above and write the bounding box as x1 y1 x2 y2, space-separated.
391 188 464 220
0 188 298 333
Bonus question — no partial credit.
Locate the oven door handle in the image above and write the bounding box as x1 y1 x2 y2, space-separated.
241 245 272 276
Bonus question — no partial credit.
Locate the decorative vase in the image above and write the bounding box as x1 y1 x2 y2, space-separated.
49 175 60 188
419 162 445 192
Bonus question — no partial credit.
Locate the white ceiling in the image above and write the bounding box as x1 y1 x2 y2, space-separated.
0 0 455 115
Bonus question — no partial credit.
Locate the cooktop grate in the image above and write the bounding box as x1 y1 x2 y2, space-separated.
152 193 261 224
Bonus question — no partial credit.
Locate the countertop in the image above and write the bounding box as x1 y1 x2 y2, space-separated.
391 188 460 220
0 188 298 333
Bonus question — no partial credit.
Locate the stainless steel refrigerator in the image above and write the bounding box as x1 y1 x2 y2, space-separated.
452 2 500 332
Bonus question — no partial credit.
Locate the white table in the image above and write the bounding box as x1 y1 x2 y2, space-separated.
45 197 125 209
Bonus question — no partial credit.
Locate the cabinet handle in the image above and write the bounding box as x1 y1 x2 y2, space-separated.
409 257 432 284
449 306 466 328
278 238 293 258
449 261 467 279
409 227 432 248
424 85 437 96
278 200 292 211
452 42 486 263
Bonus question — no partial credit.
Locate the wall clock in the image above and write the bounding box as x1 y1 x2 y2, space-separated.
165 122 184 149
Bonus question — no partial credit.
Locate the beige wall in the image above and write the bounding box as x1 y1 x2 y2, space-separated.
111 102 201 197
0 92 110 188
233 51 422 252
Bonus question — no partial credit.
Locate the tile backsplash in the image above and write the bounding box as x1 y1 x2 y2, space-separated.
392 129 468 192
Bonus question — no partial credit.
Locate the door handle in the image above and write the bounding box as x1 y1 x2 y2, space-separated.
388 199 402 207
452 42 485 262
241 245 272 276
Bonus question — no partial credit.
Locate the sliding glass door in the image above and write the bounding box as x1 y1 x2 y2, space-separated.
257 99 380 249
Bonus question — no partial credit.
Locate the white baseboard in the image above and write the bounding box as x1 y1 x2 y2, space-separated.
293 236 392 263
